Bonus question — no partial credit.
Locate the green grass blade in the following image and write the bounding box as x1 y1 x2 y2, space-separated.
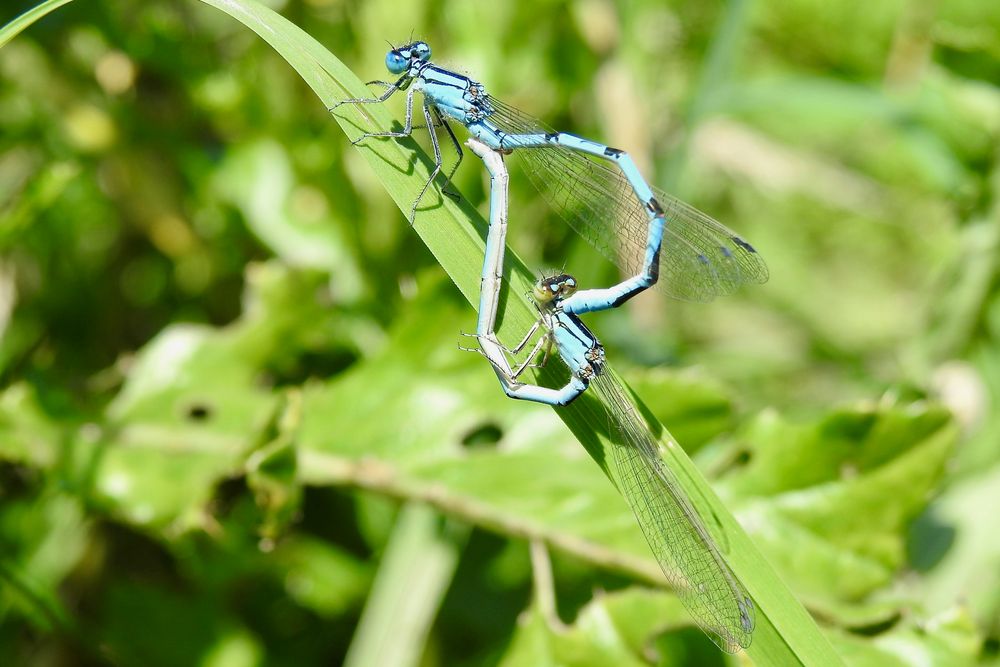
344 504 467 667
0 0 75 48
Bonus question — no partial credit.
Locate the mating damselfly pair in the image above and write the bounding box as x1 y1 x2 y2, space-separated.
332 40 765 653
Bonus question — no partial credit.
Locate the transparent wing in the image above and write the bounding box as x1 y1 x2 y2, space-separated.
594 373 755 652
486 95 767 302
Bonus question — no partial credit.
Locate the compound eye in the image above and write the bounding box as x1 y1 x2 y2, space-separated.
560 277 578 297
385 51 408 74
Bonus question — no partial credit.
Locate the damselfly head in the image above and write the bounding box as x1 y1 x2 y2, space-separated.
533 273 578 304
385 41 432 75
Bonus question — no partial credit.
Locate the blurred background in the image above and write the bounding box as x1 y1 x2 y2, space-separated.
2 0 999 664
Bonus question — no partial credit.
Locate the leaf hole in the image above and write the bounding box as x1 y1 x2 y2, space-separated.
461 422 503 449
186 403 213 421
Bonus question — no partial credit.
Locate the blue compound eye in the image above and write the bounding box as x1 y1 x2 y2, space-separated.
385 51 408 74
413 41 431 61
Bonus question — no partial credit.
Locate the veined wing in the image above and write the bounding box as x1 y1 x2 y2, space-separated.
594 373 755 652
486 95 767 302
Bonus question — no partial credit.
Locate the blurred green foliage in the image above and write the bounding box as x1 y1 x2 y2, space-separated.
2 0 1000 665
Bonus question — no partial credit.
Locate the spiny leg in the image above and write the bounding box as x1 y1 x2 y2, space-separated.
411 117 447 130
508 320 542 354
349 86 418 145
476 333 585 405
508 331 553 379
363 79 394 92
328 75 407 111
432 107 464 202
408 100 446 222
332 81 461 221
459 319 548 379
333 83 453 223
338 87 452 223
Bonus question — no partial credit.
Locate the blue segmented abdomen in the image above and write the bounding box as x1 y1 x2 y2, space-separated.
420 70 766 301
476 95 768 302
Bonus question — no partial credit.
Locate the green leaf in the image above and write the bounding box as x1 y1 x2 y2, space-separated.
914 466 1000 633
500 585 744 667
211 139 366 297
0 383 62 468
728 402 956 618
270 535 372 618
82 264 345 529
83 320 277 528
0 489 88 633
825 606 981 667
627 368 736 452
247 407 302 542
500 598 647 667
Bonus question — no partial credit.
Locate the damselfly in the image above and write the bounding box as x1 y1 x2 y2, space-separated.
465 137 756 652
332 41 767 305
